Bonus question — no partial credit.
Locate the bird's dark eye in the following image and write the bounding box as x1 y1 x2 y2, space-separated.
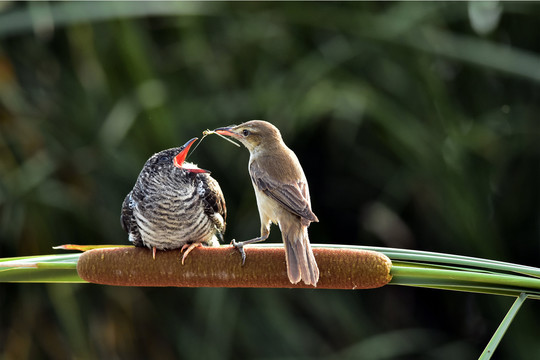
242 129 250 137
158 156 169 163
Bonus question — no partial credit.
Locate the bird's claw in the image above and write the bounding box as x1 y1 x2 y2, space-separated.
231 239 246 265
180 242 202 265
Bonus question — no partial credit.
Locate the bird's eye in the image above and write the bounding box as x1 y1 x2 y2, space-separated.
242 129 250 137
158 156 169 162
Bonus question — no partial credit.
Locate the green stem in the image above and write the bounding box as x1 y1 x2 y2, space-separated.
479 293 528 360
391 265 540 291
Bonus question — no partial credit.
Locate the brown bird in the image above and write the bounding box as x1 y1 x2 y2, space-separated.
214 120 319 286
121 137 226 264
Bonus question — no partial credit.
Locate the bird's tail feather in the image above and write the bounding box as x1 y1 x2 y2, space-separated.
283 225 319 286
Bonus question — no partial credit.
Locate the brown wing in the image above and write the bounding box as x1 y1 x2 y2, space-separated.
199 174 227 235
250 160 318 223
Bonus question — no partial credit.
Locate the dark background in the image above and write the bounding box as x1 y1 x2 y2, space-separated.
1 2 539 359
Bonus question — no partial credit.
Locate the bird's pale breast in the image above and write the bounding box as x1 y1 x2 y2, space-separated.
135 181 218 250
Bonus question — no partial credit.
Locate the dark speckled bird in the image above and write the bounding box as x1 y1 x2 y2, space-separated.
121 137 226 263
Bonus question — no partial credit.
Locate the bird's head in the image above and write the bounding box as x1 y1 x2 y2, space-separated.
147 138 208 174
213 120 283 152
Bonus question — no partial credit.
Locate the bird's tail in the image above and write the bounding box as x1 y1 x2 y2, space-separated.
282 222 319 286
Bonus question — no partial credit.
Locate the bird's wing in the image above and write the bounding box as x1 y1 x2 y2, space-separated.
120 192 133 233
250 161 318 223
120 191 143 246
199 174 227 235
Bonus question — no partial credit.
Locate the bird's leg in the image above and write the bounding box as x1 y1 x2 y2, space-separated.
180 242 203 265
231 225 270 265
152 247 157 260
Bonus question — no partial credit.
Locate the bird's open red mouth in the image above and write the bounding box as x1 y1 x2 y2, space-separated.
174 137 198 168
173 138 208 173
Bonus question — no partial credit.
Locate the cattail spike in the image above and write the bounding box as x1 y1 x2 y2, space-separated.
77 246 392 289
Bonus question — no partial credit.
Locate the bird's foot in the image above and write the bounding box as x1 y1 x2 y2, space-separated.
231 239 246 265
180 242 202 265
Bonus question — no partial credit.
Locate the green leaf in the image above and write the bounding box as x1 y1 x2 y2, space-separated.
480 293 528 360
0 253 84 283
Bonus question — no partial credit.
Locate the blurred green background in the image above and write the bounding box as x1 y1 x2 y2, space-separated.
1 1 539 359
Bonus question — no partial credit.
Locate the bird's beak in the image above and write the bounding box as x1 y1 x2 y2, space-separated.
174 137 209 173
213 126 240 138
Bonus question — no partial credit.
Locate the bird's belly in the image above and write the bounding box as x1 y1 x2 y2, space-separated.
135 203 216 250
254 187 281 224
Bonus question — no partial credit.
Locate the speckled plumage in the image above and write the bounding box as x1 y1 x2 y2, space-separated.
121 141 226 256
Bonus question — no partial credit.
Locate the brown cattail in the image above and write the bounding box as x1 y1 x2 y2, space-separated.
77 246 392 289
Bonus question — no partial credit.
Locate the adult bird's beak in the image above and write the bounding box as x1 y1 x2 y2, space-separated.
174 137 209 173
213 126 240 138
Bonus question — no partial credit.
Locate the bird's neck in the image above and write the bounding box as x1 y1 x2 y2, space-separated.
249 139 286 157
